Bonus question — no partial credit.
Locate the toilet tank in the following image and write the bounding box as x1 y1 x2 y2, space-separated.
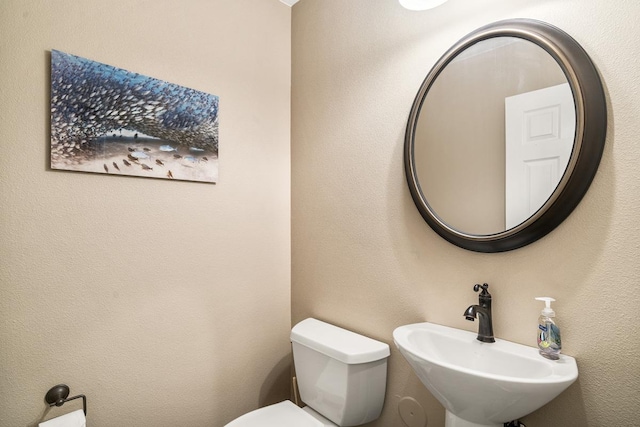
290 318 390 426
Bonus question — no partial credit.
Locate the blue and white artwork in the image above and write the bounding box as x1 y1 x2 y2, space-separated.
50 50 219 183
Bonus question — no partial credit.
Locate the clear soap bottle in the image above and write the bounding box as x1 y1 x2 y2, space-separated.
535 297 562 360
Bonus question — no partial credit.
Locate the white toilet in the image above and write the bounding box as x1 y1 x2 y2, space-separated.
225 318 391 427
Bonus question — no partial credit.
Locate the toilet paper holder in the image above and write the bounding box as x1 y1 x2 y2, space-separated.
44 384 87 415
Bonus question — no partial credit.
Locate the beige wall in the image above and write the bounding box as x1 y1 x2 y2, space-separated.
292 1 640 426
0 1 291 426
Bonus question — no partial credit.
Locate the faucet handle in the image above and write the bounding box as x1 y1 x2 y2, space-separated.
473 283 491 296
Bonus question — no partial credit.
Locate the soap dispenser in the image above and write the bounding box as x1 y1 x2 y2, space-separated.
535 297 562 360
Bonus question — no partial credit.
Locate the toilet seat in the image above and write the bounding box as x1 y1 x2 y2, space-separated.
224 400 330 427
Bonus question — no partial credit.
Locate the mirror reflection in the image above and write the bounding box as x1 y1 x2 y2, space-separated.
413 37 575 235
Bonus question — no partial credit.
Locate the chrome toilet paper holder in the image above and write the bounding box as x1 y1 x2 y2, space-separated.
44 384 87 415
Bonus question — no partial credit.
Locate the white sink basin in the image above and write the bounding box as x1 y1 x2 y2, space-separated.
393 322 578 427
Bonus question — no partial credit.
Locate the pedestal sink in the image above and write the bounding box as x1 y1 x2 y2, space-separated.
393 322 578 427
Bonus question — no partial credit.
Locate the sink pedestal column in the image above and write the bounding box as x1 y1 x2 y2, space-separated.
446 411 501 427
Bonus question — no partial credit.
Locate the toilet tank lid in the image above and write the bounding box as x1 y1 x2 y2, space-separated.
291 318 390 364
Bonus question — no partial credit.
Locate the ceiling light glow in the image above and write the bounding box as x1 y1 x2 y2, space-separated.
399 0 450 11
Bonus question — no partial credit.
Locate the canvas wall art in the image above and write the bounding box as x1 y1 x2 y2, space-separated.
50 50 219 183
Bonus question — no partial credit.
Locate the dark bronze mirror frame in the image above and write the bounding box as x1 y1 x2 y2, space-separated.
404 19 606 252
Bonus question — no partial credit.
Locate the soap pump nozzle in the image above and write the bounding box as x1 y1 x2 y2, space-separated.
535 297 556 317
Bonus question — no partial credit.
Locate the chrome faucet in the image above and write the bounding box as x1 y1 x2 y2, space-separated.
464 283 495 343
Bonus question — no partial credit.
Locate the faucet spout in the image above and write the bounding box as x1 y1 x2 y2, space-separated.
464 284 495 343
463 304 477 321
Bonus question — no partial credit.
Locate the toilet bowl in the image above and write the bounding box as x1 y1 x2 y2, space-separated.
225 400 333 427
225 318 390 427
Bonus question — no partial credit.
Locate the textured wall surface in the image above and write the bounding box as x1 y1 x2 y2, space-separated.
0 0 291 425
292 1 640 426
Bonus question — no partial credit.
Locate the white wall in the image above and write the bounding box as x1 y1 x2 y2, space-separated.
0 0 291 425
292 1 640 426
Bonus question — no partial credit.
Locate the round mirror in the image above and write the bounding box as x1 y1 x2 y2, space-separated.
405 19 606 252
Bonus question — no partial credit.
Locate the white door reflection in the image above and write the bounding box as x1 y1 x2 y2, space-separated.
505 83 575 229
